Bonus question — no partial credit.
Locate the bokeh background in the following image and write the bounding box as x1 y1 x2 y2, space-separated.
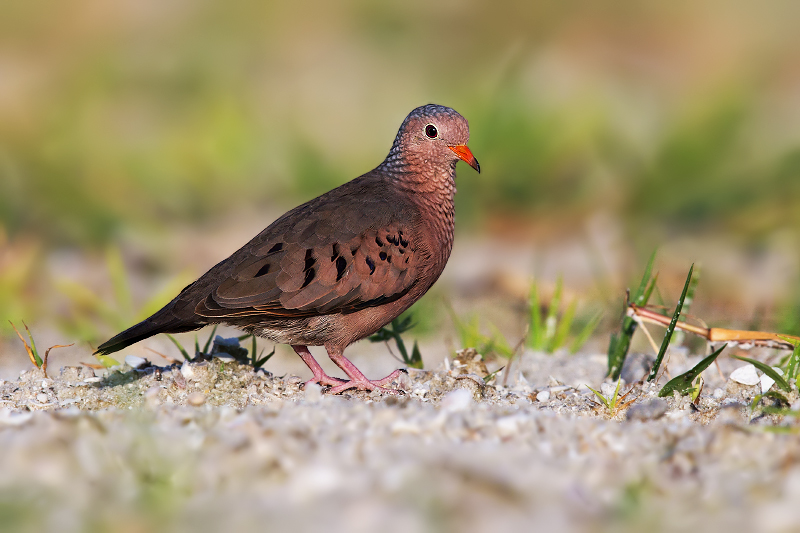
2 0 800 376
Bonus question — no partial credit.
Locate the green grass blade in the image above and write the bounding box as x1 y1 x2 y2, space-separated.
250 335 257 365
647 264 694 382
570 310 603 354
165 333 191 360
408 340 423 369
95 354 120 368
658 343 726 397
641 273 658 309
395 334 409 363
488 324 515 359
586 384 611 410
529 281 543 349
607 250 658 379
253 347 276 369
731 354 791 393
202 325 218 354
633 250 657 305
779 336 800 380
543 276 563 347
105 246 133 319
549 299 576 353
22 322 43 368
674 265 701 346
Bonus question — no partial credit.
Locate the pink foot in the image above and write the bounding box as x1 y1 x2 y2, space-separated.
292 345 347 389
292 345 407 395
326 345 406 395
327 368 406 395
304 373 347 389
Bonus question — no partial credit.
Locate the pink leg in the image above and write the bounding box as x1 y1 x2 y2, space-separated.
291 345 347 388
325 345 405 395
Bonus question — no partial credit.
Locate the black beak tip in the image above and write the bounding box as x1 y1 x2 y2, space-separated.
474 160 481 174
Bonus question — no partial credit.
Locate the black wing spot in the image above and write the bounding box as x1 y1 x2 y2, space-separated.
405 257 409 263
375 236 384 246
379 251 387 261
336 256 347 281
331 243 340 261
304 249 315 271
387 255 392 264
254 263 271 277
301 267 315 288
400 238 409 248
268 243 283 254
365 256 376 275
386 235 399 246
398 248 405 254
351 246 358 256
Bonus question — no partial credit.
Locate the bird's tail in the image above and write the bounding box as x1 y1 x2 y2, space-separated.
94 313 201 356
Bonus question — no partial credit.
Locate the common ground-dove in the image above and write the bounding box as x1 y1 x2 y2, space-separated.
96 104 479 394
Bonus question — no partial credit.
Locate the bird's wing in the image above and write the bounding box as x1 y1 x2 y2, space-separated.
192 185 422 319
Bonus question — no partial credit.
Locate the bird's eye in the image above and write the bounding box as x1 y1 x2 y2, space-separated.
425 124 438 139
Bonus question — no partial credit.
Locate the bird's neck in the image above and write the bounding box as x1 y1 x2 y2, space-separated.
378 156 457 266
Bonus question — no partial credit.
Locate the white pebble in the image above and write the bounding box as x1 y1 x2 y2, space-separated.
760 367 783 394
180 361 196 380
730 365 759 386
187 392 206 406
0 409 33 426
36 393 49 404
391 419 421 435
496 415 520 438
441 389 473 412
304 382 323 402
536 390 551 403
124 355 147 369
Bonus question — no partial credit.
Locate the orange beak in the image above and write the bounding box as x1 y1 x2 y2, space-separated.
448 145 480 173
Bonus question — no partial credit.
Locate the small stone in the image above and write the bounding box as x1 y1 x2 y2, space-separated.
496 415 520 438
180 361 196 380
713 388 725 399
760 367 783 394
0 410 33 426
391 419 421 435
730 365 759 386
125 355 147 369
454 373 484 400
187 392 206 406
441 389 473 412
304 382 323 402
626 398 668 421
213 353 236 363
536 390 551 403
36 393 49 404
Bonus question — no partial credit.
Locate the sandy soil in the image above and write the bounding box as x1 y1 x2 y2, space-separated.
1 341 799 533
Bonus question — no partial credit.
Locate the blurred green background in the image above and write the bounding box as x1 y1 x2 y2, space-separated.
2 0 800 363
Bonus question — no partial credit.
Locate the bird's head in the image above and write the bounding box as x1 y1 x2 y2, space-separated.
388 104 480 174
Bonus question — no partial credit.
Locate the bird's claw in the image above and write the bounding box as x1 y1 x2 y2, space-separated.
325 369 407 395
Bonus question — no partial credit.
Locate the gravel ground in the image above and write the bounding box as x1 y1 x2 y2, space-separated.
1 343 799 533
